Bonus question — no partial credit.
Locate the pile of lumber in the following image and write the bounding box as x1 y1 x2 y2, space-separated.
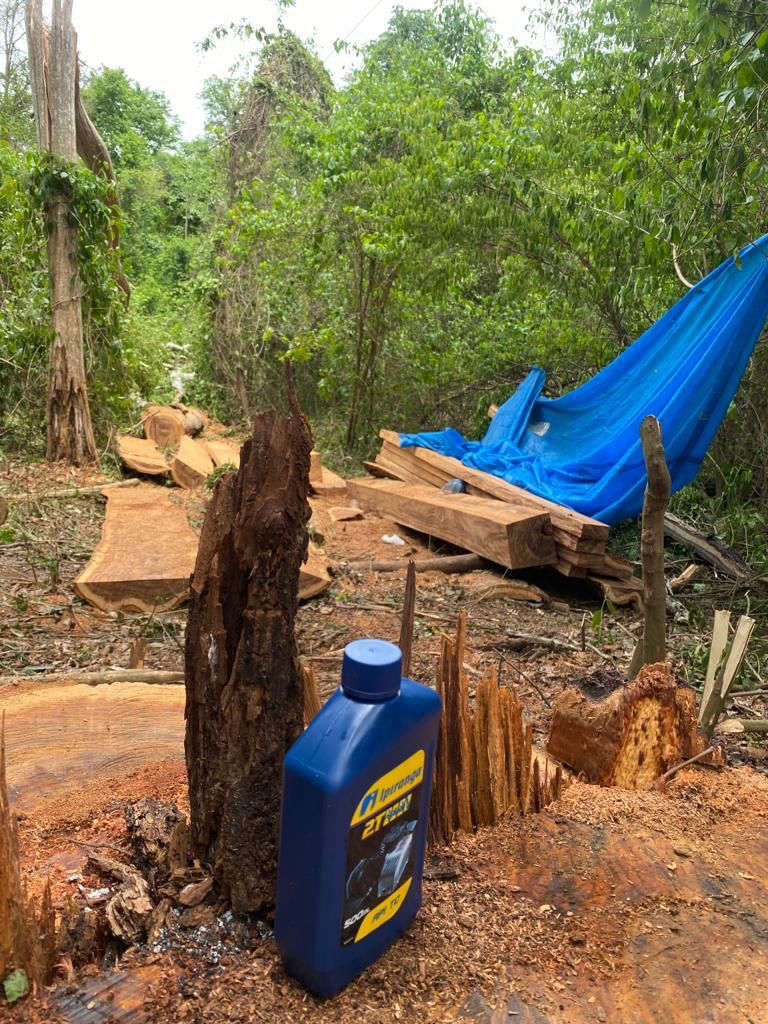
351 429 641 602
117 403 242 489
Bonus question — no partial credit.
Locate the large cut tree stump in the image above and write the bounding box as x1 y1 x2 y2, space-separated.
547 664 713 790
184 405 311 913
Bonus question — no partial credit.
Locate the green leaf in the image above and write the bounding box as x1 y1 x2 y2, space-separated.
635 0 652 19
3 969 29 1004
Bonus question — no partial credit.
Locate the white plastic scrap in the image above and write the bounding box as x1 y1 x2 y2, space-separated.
382 534 406 546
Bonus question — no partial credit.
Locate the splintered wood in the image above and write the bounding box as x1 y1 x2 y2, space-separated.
430 614 564 846
1 722 56 988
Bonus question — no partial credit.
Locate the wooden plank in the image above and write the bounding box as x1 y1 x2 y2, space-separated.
699 609 731 726
170 436 214 488
74 484 199 613
379 430 609 542
347 478 556 569
555 546 635 579
310 466 347 498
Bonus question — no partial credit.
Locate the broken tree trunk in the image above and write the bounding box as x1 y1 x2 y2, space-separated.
184 400 311 913
628 417 671 678
663 512 752 580
547 664 716 789
26 0 98 465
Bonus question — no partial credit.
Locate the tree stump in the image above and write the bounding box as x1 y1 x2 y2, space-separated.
546 664 714 789
184 405 311 913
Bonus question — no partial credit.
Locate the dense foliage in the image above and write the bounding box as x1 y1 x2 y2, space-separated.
1 0 767 545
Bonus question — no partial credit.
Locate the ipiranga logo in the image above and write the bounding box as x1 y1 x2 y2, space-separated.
350 750 425 826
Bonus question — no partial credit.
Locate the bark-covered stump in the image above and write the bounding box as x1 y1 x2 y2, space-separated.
547 663 709 789
184 407 311 913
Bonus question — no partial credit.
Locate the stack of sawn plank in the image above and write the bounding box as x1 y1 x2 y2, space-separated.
347 430 643 607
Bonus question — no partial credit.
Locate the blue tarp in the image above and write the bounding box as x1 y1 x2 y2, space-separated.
400 235 768 524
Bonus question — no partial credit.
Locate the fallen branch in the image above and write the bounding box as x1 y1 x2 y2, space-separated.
6 478 140 502
733 719 768 733
663 513 752 581
0 668 183 687
649 745 719 789
346 553 487 574
485 633 611 661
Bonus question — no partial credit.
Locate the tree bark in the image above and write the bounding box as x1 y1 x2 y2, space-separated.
628 416 671 677
26 0 98 464
184 399 311 913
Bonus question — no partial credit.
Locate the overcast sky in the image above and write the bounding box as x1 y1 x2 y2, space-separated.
70 1 543 139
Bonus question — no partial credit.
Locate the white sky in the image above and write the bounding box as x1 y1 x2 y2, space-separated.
70 1 542 139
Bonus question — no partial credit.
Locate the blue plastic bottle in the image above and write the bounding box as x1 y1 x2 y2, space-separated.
275 639 441 997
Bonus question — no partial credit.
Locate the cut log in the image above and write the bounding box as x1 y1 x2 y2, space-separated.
547 663 713 789
185 397 311 914
141 405 186 449
117 435 169 476
170 436 215 489
170 402 208 436
299 542 332 600
347 477 556 570
205 439 241 469
74 484 199 613
663 513 752 580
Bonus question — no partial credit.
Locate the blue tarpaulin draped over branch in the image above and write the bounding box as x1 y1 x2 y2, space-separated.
400 235 768 524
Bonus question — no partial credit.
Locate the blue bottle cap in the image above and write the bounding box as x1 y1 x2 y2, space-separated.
341 639 402 701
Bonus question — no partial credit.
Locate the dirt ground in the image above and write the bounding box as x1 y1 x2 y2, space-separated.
2 456 768 1023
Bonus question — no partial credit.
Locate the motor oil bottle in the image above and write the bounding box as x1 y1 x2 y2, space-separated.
275 638 441 997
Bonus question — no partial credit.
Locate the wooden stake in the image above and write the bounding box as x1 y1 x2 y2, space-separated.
399 560 416 677
629 417 671 677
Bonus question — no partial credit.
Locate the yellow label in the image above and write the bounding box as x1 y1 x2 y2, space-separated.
350 751 425 826
354 878 412 942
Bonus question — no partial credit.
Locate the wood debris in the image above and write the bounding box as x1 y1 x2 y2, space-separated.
430 613 566 846
169 435 215 489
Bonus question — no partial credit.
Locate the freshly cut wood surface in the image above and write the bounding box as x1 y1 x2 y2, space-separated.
547 663 711 789
117 435 168 476
205 438 241 469
170 435 214 489
309 449 323 485
0 680 185 814
379 430 609 542
74 484 199 613
141 405 186 448
347 477 556 569
555 546 634 577
310 465 347 497
587 573 644 610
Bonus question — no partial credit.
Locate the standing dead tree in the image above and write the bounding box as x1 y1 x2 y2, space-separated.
185 380 312 913
25 0 125 463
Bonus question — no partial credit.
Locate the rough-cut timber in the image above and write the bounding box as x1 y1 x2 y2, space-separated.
170 436 215 489
74 484 198 613
311 465 347 498
185 405 311 913
117 435 169 476
205 439 241 469
377 430 609 543
547 664 713 789
347 477 556 570
141 405 186 448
